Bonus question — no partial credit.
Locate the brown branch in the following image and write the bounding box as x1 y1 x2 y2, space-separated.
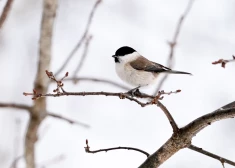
23 89 182 108
24 0 58 168
0 102 30 111
156 101 179 133
64 77 130 90
181 102 235 138
55 0 102 76
139 102 235 168
188 145 235 167
24 90 154 107
73 35 93 77
212 55 235 68
85 139 149 157
47 112 90 128
13 119 21 168
24 71 181 108
0 0 14 29
154 0 195 94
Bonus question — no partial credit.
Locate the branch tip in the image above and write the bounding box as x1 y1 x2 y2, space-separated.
84 139 149 157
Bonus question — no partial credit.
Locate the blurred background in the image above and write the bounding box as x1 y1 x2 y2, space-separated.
0 0 235 167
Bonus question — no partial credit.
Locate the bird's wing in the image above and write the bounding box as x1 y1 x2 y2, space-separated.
129 56 171 73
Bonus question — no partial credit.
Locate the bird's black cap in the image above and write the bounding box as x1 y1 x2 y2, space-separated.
114 46 136 56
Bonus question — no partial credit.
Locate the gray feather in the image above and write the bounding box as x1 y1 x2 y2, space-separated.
164 70 192 75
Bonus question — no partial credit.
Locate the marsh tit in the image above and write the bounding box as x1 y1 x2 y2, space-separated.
112 46 191 94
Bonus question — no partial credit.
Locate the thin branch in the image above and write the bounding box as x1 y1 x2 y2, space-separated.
0 0 14 29
13 119 21 168
9 155 65 168
64 77 130 90
23 90 182 109
188 145 235 167
24 91 154 107
47 112 90 128
73 35 93 77
38 154 65 168
0 102 30 111
85 139 149 157
156 101 179 133
9 155 23 168
55 0 102 76
25 0 58 168
212 55 235 68
154 0 195 94
24 70 181 108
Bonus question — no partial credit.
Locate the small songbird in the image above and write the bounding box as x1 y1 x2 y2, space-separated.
112 46 191 94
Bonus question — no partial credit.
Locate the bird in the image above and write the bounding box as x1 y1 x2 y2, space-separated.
112 46 191 95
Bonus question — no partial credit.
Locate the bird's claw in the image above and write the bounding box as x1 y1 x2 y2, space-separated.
127 88 141 97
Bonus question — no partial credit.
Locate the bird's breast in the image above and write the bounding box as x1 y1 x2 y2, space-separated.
115 63 157 86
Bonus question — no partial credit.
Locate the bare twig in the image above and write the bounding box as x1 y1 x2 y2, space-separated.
65 77 130 90
85 139 149 157
38 154 65 168
212 55 235 68
24 71 180 108
9 155 23 168
10 154 65 168
55 0 102 76
45 70 68 94
156 101 179 133
0 102 30 111
188 145 235 167
23 90 180 108
73 35 93 77
154 0 195 94
24 0 58 168
12 119 21 168
0 0 14 29
24 90 155 107
47 113 89 128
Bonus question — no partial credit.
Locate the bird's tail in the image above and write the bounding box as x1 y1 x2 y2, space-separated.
166 70 192 75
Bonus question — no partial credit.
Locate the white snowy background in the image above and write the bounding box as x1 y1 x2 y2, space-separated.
0 0 235 167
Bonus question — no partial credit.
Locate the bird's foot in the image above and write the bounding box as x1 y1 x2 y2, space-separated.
127 86 141 97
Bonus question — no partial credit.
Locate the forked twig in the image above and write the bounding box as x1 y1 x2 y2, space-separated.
55 0 102 76
73 35 93 77
154 0 195 94
212 55 235 68
24 71 181 108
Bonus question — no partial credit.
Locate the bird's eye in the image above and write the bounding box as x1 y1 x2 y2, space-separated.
114 57 120 63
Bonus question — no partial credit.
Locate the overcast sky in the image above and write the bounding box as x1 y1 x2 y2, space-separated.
0 0 235 167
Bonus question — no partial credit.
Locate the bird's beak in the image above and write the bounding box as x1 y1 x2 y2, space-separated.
112 55 116 58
